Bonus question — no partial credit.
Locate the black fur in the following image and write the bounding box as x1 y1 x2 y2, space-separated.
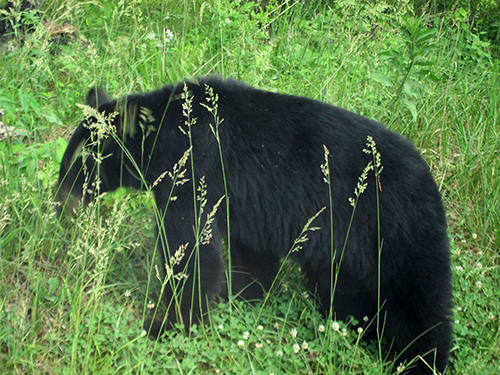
56 77 453 374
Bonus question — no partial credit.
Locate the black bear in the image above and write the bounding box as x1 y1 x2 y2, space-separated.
56 76 453 374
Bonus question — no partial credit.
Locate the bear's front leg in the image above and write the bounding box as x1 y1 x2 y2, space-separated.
145 206 224 338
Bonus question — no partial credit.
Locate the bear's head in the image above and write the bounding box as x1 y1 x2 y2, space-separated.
55 88 155 213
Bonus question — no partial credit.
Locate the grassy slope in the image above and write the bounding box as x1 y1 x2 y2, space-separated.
0 0 499 374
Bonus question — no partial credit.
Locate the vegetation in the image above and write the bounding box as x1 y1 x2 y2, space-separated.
1 0 499 373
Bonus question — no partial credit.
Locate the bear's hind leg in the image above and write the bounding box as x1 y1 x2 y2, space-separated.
380 272 452 374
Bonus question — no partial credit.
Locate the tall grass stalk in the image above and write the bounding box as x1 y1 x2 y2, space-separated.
202 85 233 299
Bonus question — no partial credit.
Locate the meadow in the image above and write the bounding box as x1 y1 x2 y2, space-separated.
0 0 499 373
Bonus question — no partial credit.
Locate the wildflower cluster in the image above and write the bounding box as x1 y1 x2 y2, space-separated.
162 243 189 281
77 103 117 144
179 83 196 135
290 207 326 253
201 84 225 141
348 135 383 207
69 194 140 296
143 30 174 48
195 177 225 246
152 147 191 189
320 144 330 184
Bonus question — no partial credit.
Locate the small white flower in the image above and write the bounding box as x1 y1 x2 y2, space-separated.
290 328 297 337
476 281 483 289
257 325 264 330
218 324 224 330
363 316 369 322
455 265 464 272
255 343 263 349
293 344 300 353
237 340 245 347
243 331 250 340
141 330 147 337
341 328 347 336
357 327 363 334
275 350 283 357
301 341 308 350
331 321 340 331
165 29 174 42
318 324 325 332
472 233 477 239
477 263 483 269
488 312 495 320
274 322 280 330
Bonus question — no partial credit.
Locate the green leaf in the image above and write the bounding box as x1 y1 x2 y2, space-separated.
19 91 40 113
378 50 399 61
48 277 59 295
42 113 63 126
415 29 436 45
389 58 406 75
0 95 14 113
403 98 418 122
371 73 393 87
414 60 435 67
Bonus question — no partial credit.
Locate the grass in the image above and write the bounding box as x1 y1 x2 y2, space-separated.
1 0 499 373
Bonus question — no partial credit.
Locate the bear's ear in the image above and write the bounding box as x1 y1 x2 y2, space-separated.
86 88 110 109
